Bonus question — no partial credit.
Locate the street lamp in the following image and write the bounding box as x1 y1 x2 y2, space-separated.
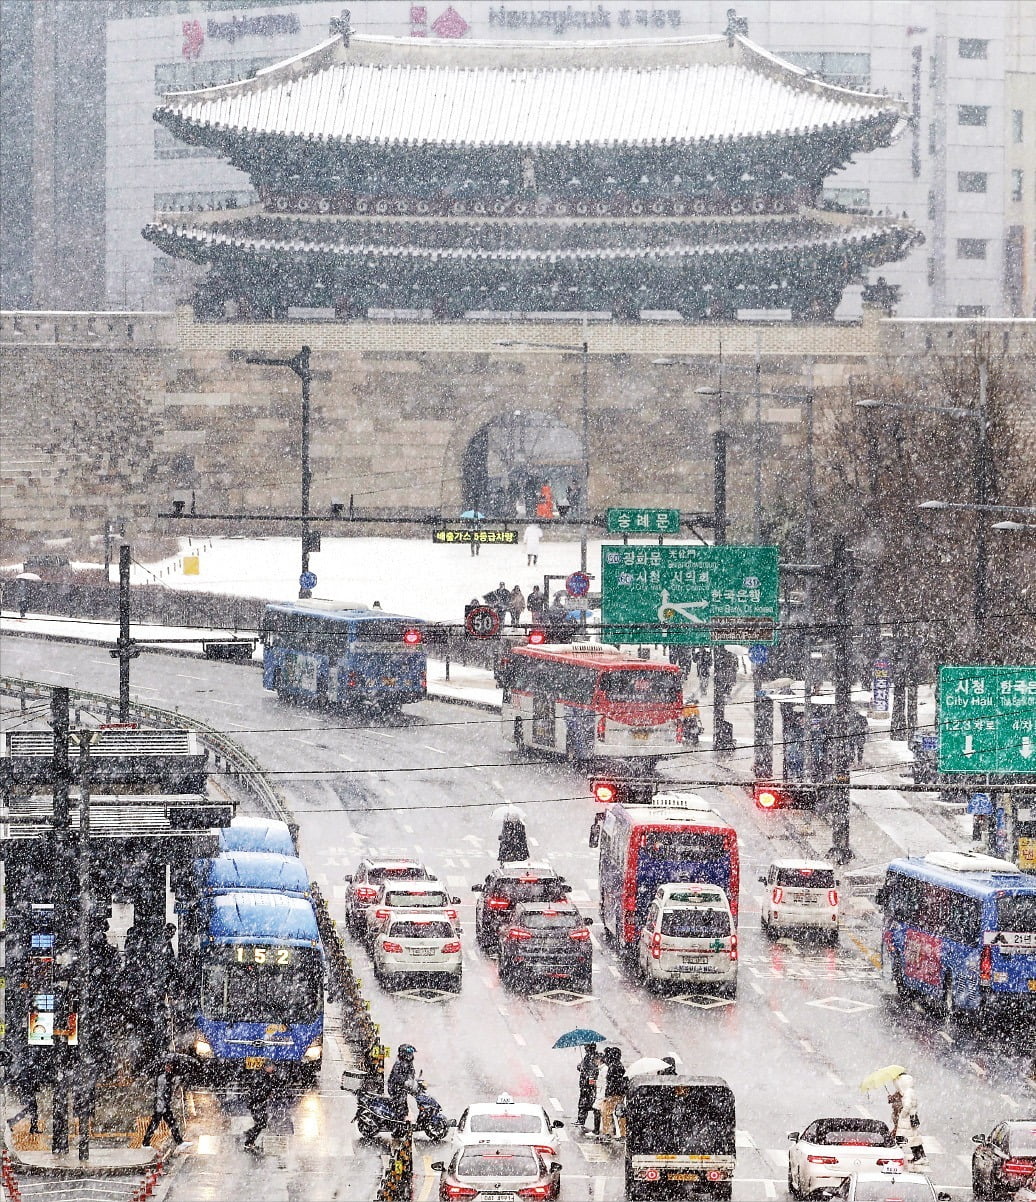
993 520 1036 531
245 346 313 598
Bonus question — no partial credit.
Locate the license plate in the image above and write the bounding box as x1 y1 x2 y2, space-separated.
681 955 707 964
382 676 397 686
669 1172 699 1182
1028 980 1036 992
675 964 709 972
244 1057 267 1070
410 948 435 956
632 730 651 741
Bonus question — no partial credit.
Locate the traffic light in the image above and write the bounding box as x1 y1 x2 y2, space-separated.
589 778 654 805
527 628 547 645
753 781 788 810
591 779 618 804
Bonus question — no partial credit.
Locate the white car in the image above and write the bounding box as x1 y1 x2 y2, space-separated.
453 1094 565 1160
824 1168 951 1201
363 878 461 946
371 910 462 990
760 859 840 942
637 882 738 996
788 1118 905 1197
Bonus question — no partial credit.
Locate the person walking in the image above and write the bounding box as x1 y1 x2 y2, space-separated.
523 523 543 567
576 1045 601 1135
6 1060 43 1135
142 1059 187 1148
526 585 544 624
507 585 525 628
243 1063 277 1150
600 1047 628 1141
485 582 509 621
890 1072 926 1166
498 815 530 864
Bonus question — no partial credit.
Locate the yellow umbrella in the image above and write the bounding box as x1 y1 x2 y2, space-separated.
860 1064 907 1093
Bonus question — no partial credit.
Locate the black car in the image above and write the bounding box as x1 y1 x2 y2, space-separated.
471 862 571 952
497 901 593 992
972 1120 1036 1198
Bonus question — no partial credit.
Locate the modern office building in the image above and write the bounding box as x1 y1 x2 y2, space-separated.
2 0 1033 316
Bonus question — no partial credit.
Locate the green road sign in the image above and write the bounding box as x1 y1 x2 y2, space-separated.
606 507 681 535
938 665 1036 774
601 544 779 645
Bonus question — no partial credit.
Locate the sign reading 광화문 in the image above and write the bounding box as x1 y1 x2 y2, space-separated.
938 665 1036 774
600 544 779 645
606 508 681 535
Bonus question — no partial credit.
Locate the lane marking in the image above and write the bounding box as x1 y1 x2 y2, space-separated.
530 1064 544 1078
421 743 446 755
646 1022 661 1034
799 1039 814 1053
826 1071 843 1086
750 981 764 995
966 1060 986 1077
338 752 356 763
939 1031 953 1044
513 1033 526 1047
1001 1094 1019 1109
849 933 881 968
549 1097 563 1113
772 1010 789 1024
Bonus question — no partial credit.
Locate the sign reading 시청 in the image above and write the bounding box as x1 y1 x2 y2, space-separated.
938 665 1036 774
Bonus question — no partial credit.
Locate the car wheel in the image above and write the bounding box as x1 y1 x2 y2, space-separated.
827 928 840 946
447 971 462 993
788 1163 800 1198
972 1160 989 1198
890 952 909 998
357 1113 381 1140
940 973 958 1021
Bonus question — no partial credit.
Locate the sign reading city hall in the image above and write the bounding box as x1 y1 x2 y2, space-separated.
938 665 1036 774
601 545 779 645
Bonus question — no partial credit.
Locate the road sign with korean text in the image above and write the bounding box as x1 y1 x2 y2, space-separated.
600 545 779 645
938 665 1036 774
606 508 681 535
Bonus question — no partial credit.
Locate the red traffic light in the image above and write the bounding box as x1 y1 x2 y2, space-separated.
527 628 547 645
754 782 787 809
591 780 618 804
402 628 423 646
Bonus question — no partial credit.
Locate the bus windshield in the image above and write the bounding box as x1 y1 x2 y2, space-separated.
202 947 322 1023
640 832 730 862
626 1086 735 1156
997 895 1036 933
600 671 682 705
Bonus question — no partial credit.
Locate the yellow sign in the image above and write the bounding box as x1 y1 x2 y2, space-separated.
1018 837 1036 872
183 555 200 576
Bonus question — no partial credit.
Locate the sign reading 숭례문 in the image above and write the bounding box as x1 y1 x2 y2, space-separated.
606 508 681 535
600 544 779 645
938 665 1036 774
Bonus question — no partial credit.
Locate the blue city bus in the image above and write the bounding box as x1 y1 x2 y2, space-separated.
219 816 296 857
190 891 324 1080
877 850 1036 1018
199 851 310 898
261 600 426 710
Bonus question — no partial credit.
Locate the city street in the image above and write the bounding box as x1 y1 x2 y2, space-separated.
2 635 1031 1201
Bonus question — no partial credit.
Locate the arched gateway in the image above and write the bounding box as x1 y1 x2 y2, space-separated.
461 412 585 519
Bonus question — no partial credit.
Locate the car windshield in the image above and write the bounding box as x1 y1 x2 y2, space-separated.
776 868 836 889
457 1147 541 1177
201 947 322 1023
600 670 681 704
521 911 580 930
1007 1127 1036 1156
816 1125 890 1147
469 1114 543 1134
851 1180 933 1201
997 895 1036 934
384 891 447 908
495 879 566 902
660 909 730 938
371 866 428 881
389 920 453 938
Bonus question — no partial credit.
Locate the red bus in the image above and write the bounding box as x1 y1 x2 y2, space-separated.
591 795 740 954
496 643 684 766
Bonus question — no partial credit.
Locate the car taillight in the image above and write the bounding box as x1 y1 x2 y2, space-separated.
979 943 992 984
729 933 738 962
650 931 662 960
402 627 422 646
518 1185 553 1200
1004 1159 1035 1180
570 927 590 942
442 1182 479 1200
507 926 533 942
876 1158 905 1167
381 940 403 953
355 886 378 902
445 908 458 920
754 782 785 808
807 1155 839 1165
442 940 461 954
771 887 784 905
347 672 358 688
827 889 839 907
486 896 511 911
597 715 606 739
527 628 546 645
532 1144 555 1157
374 908 390 921
623 915 639 944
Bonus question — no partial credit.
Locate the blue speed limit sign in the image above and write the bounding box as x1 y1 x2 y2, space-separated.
566 571 591 598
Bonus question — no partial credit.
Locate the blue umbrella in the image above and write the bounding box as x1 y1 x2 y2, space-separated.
552 1028 608 1049
460 510 485 520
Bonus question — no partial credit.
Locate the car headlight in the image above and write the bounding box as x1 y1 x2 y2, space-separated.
193 1038 214 1059
304 1040 323 1062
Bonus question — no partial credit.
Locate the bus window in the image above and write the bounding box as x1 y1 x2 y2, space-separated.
600 671 682 704
202 948 321 1024
640 832 728 862
997 894 1036 932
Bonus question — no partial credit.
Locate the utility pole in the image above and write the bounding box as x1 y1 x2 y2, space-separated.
829 538 857 864
712 431 736 753
110 544 139 721
50 688 72 1155
75 731 96 1162
973 358 990 636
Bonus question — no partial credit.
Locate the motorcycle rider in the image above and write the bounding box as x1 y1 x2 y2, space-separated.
387 1044 419 1122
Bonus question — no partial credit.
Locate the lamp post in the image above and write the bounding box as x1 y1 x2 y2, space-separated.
245 346 314 598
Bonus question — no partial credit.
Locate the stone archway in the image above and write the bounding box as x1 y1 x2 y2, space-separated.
461 410 584 519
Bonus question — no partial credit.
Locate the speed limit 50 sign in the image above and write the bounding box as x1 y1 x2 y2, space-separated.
464 605 501 640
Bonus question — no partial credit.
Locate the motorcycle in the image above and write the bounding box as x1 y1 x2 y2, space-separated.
342 1071 451 1142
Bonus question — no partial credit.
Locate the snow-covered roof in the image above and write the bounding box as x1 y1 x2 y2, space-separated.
155 32 906 150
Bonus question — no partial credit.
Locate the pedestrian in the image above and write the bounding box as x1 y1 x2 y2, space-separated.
515 496 527 519
6 1060 43 1135
17 577 28 619
142 1059 187 1148
523 523 543 567
889 1072 926 1166
526 585 544 623
600 1047 627 1141
507 584 525 627
485 582 509 620
243 1063 277 1150
576 1045 601 1135
387 1043 418 1121
498 815 530 863
850 710 868 764
695 649 711 689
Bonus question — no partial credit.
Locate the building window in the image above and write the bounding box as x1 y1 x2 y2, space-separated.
957 105 988 126
822 186 870 211
1011 169 1024 202
154 189 258 213
958 38 988 59
926 257 936 286
956 305 987 317
154 128 215 161
957 238 988 260
155 57 280 96
1012 110 1024 143
958 172 988 193
782 51 871 89
927 190 937 221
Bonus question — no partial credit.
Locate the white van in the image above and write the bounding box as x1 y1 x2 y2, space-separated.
637 883 737 997
759 859 840 941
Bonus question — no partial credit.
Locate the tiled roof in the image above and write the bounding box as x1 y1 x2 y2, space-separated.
156 33 906 150
144 213 920 263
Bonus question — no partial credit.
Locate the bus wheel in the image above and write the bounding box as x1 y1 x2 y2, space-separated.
891 953 908 998
512 719 527 756
941 974 960 1022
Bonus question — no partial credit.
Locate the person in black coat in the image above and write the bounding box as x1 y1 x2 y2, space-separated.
498 817 529 863
576 1045 601 1134
600 1047 627 1140
244 1063 278 1149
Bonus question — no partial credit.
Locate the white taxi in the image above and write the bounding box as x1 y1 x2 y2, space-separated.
371 910 462 990
760 859 840 942
637 882 738 997
453 1094 565 1160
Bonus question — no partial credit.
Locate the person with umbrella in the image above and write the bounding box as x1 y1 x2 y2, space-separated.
494 803 529 864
